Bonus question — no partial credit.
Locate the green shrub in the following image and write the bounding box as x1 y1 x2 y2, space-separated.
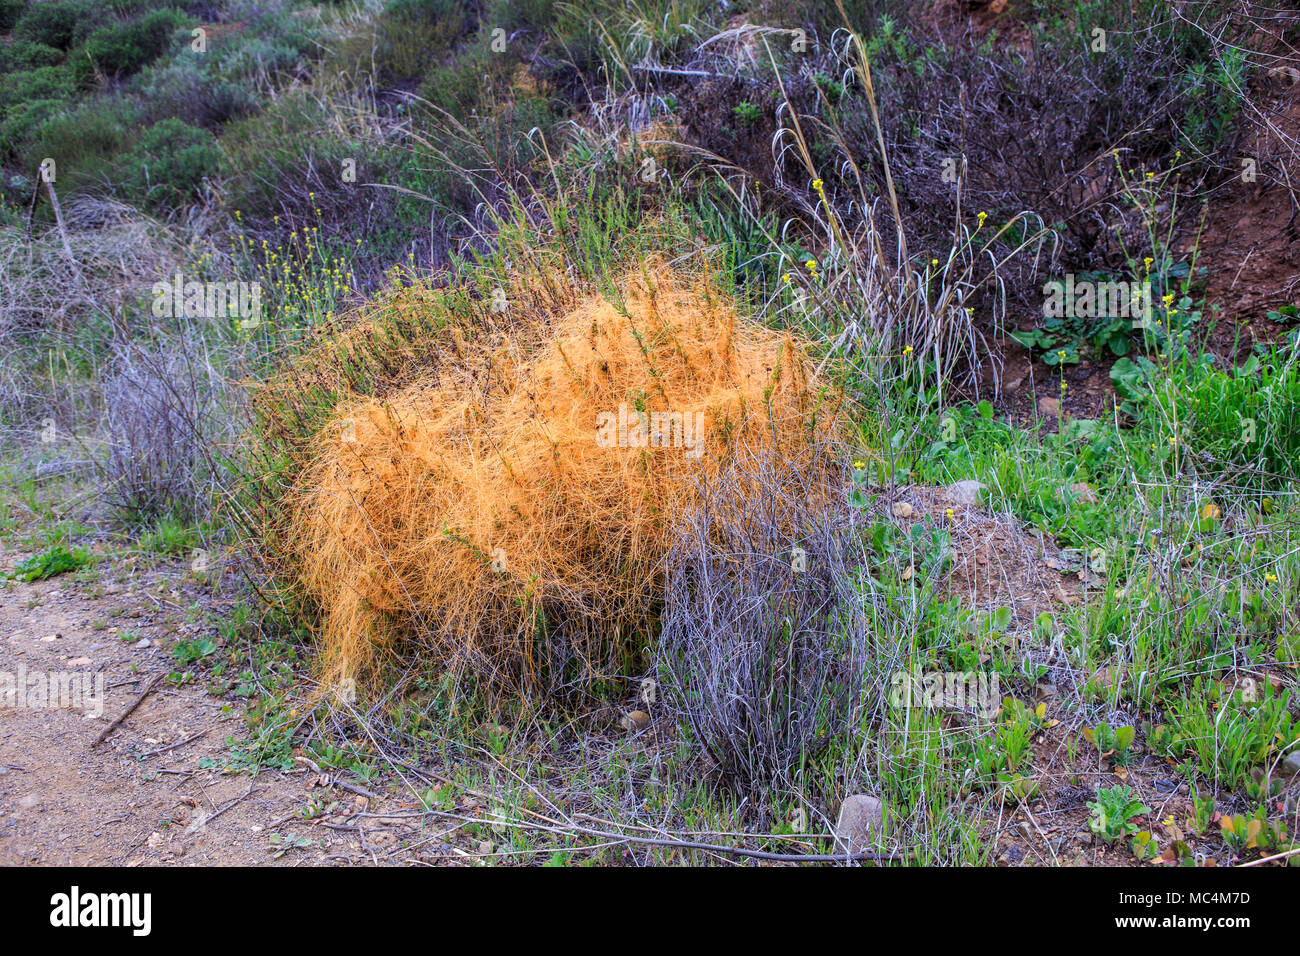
213 34 306 84
732 101 762 126
118 117 219 210
18 95 136 188
0 0 27 32
0 65 76 158
12 1 101 50
0 97 65 160
76 7 190 81
0 39 65 73
0 64 75 102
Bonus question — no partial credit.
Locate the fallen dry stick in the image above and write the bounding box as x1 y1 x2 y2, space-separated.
90 672 164 748
294 754 382 802
138 729 207 759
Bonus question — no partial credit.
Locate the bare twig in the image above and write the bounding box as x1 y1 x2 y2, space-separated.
137 730 207 759
90 673 164 748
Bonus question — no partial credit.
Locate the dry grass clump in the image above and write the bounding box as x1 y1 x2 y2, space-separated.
0 197 184 433
289 264 843 699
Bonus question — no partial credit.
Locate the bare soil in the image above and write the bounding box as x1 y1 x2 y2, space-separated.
0 545 458 866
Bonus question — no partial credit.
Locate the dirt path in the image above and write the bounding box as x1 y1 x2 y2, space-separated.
0 547 437 866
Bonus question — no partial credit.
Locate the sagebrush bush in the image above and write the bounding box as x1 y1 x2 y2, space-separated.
134 56 259 129
214 33 309 85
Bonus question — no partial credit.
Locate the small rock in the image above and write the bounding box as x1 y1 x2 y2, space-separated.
136 639 151 649
890 501 914 519
621 710 650 732
1283 751 1300 777
1077 831 1092 845
1038 396 1061 418
67 657 91 666
946 480 986 507
834 794 884 853
18 794 38 809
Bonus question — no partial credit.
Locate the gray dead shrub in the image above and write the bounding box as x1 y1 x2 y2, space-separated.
102 334 233 525
656 448 888 795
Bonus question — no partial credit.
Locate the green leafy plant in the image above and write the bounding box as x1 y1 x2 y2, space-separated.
1130 829 1159 861
11 545 91 581
1219 809 1288 859
1191 789 1215 836
1081 722 1136 765
172 636 218 665
970 698 1048 782
732 101 761 127
1087 785 1150 844
1157 682 1298 789
864 517 950 580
